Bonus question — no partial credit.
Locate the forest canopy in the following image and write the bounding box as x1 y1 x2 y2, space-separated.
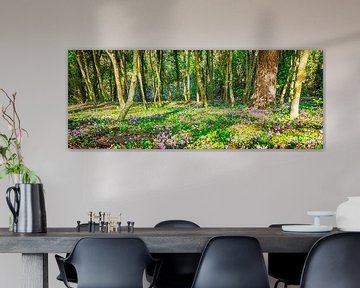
68 50 323 150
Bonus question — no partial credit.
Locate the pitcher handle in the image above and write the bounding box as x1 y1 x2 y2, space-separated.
6 186 20 224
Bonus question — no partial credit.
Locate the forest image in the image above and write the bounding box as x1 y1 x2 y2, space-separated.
68 50 323 149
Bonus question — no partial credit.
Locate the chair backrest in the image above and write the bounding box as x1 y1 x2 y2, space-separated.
151 220 201 286
191 236 270 288
155 220 200 228
300 232 360 288
67 237 154 288
268 224 308 285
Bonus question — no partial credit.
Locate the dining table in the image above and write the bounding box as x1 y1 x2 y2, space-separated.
0 226 339 288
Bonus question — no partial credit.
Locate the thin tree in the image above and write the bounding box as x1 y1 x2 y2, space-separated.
140 51 148 101
106 50 125 108
290 50 310 119
194 50 208 108
185 50 191 102
119 51 129 96
243 50 257 103
118 50 139 121
206 50 213 101
76 50 96 103
288 52 301 101
280 51 300 104
223 51 228 103
136 51 147 108
223 50 235 105
153 50 163 106
92 51 107 101
173 50 181 99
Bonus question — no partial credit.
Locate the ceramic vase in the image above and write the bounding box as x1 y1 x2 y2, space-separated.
7 174 21 231
6 183 47 233
336 196 360 231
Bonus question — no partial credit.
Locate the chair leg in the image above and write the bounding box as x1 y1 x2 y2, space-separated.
274 280 289 288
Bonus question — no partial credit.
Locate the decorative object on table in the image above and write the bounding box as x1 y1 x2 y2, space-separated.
127 221 135 233
68 50 323 150
0 89 46 233
77 211 122 232
336 196 360 231
282 211 335 232
6 183 46 233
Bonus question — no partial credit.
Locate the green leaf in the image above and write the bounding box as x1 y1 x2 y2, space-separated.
0 168 9 179
0 133 9 142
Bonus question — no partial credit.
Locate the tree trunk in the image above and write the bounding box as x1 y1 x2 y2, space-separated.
74 56 87 103
174 50 181 100
106 50 125 108
119 51 129 97
223 51 228 103
140 51 148 101
280 52 295 104
136 51 147 107
194 50 208 108
118 50 139 121
251 50 279 109
153 50 163 106
228 51 235 107
147 50 156 102
290 50 310 119
207 50 213 101
243 50 257 103
289 51 300 101
164 69 172 101
92 51 107 101
185 50 191 102
76 50 96 103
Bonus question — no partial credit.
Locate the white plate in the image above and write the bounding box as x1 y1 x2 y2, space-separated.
307 211 336 217
338 227 360 232
282 225 333 232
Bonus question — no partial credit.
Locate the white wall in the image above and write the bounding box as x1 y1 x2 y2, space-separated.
1 0 360 287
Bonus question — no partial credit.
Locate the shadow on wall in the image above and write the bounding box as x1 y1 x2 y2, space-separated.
95 0 180 48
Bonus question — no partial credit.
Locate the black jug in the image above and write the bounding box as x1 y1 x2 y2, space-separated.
6 183 47 233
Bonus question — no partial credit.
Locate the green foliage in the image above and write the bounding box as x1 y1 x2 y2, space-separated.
69 50 323 107
0 89 41 183
68 101 323 150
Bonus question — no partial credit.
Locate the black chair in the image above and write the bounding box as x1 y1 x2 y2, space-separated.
191 236 270 288
300 232 360 288
268 224 308 288
147 220 201 288
56 223 99 284
55 237 160 288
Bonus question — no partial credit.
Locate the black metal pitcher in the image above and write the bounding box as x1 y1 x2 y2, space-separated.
6 183 47 233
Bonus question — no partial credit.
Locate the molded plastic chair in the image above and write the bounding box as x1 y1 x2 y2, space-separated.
191 236 270 288
268 224 308 288
55 237 160 288
147 220 201 288
300 232 360 288
56 223 99 284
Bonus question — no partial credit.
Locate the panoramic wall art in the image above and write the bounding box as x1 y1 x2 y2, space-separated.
68 50 323 150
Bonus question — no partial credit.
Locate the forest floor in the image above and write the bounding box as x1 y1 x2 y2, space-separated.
68 101 323 149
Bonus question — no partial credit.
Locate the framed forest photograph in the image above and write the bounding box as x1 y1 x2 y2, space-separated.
68 50 323 150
